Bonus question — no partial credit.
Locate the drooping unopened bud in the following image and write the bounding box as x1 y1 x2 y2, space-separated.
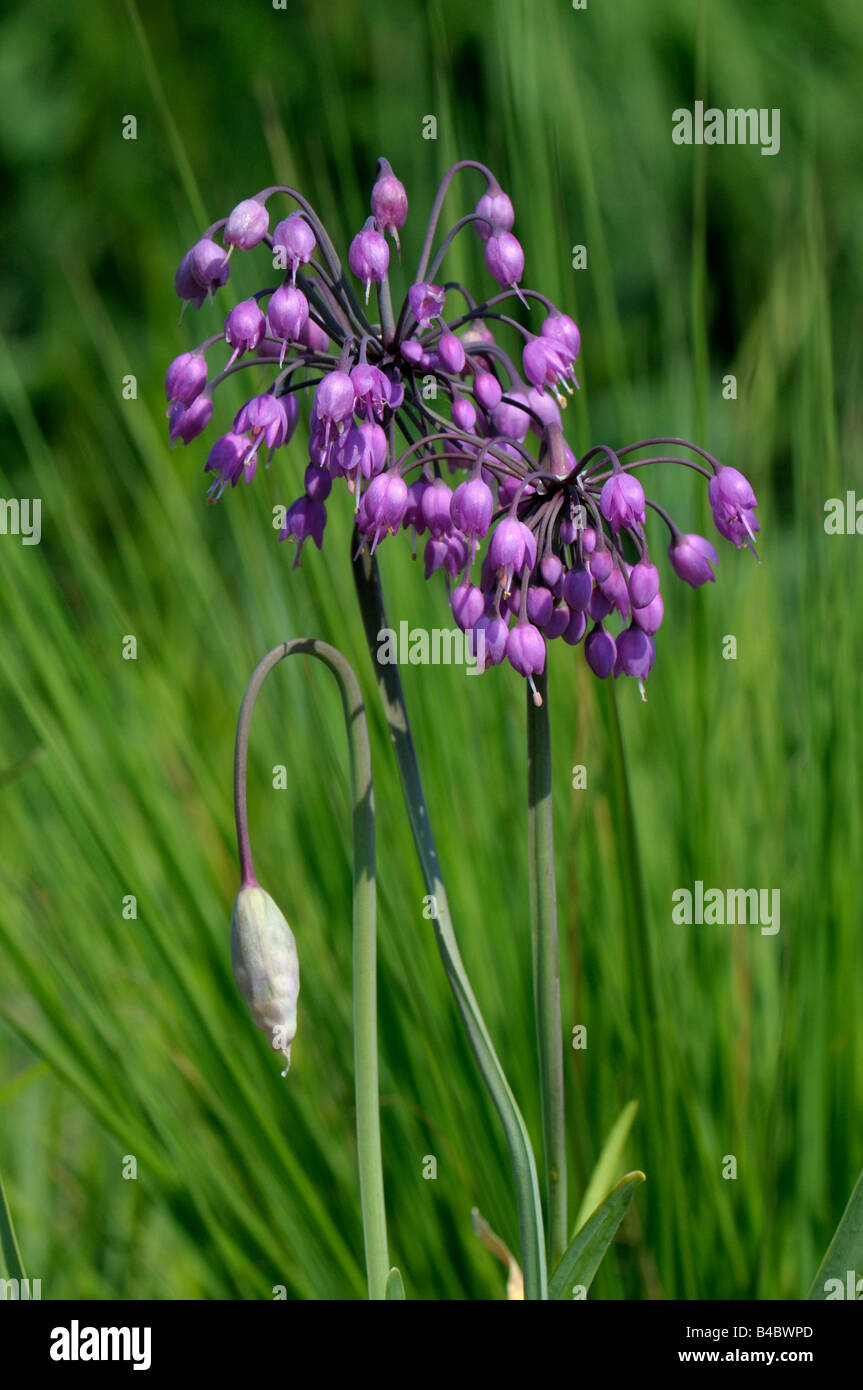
231 884 300 1074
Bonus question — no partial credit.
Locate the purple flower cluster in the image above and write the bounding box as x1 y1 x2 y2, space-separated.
166 157 759 703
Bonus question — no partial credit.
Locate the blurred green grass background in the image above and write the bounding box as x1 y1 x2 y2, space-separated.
0 0 861 1298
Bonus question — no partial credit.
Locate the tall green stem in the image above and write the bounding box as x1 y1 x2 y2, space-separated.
352 547 547 1299
234 639 389 1301
526 666 567 1267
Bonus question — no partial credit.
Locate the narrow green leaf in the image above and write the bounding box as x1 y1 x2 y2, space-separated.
549 1171 645 1300
808 1169 863 1299
0 1170 26 1282
385 1267 406 1300
574 1100 639 1235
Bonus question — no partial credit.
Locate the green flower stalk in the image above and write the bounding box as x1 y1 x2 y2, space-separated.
231 639 389 1301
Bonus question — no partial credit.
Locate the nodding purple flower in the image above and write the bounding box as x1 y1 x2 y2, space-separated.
708 466 759 550
304 462 332 502
628 559 660 608
526 387 562 434
204 432 251 497
405 478 429 534
562 565 592 611
585 623 617 679
279 495 327 566
175 239 230 307
371 162 408 249
632 590 664 635
492 392 531 443
224 298 266 366
234 393 293 462
348 222 390 303
451 395 477 432
331 422 386 481
488 517 536 591
471 613 509 667
437 332 466 375
224 198 269 251
473 371 502 412
563 607 588 646
273 215 316 283
350 364 391 421
474 188 515 243
527 585 554 629
168 393 213 446
522 338 576 396
165 352 207 405
298 315 329 352
484 232 525 295
615 625 655 694
408 281 446 327
543 601 571 640
420 479 453 537
588 586 614 622
589 545 614 583
541 312 581 362
452 582 485 631
359 472 409 550
600 567 631 620
600 471 646 533
452 478 494 539
267 286 309 364
314 370 356 444
668 533 719 587
506 622 546 702
540 554 564 594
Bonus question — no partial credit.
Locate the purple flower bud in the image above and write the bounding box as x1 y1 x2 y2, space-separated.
408 281 446 327
437 332 466 374
452 582 485 631
273 215 316 282
668 533 718 586
540 555 564 594
585 624 617 679
600 567 630 620
350 364 391 421
562 607 588 647
304 462 332 502
473 372 502 412
424 535 448 577
168 393 213 446
587 586 614 622
224 298 266 364
174 250 207 308
540 313 581 361
526 387 562 434
177 239 230 305
491 392 531 443
563 565 592 611
485 232 525 292
224 198 269 251
280 495 327 563
614 626 655 681
165 352 207 405
581 527 598 555
451 478 494 538
526 585 553 628
488 517 535 580
298 316 329 352
451 395 477 432
628 559 660 608
267 286 309 362
471 614 509 666
506 622 546 683
632 591 664 635
420 479 453 537
600 471 646 532
474 188 515 243
544 601 571 640
371 168 408 246
204 431 250 496
589 546 614 583
349 224 390 303
405 479 429 532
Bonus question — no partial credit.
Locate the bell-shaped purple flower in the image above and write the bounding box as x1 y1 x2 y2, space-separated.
168 393 213 446
304 462 332 502
273 215 316 283
279 495 327 566
314 370 356 444
491 392 531 443
585 623 617 679
451 395 477 433
224 298 266 365
600 471 646 532
615 625 654 680
298 315 329 352
632 591 664 635
452 478 494 539
470 614 509 667
669 533 718 587
349 223 390 304
224 198 269 251
452 582 485 631
204 431 250 497
562 565 592 612
488 517 536 589
474 188 515 243
522 337 576 393
540 313 581 362
563 607 588 647
437 332 466 375
359 473 409 550
176 238 230 308
350 364 391 421
506 622 546 701
526 585 554 629
371 164 408 248
473 372 502 412
267 286 309 364
628 559 660 608
420 479 453 537
589 545 614 583
165 352 207 405
408 282 446 328
234 393 294 460
708 466 759 549
485 232 525 296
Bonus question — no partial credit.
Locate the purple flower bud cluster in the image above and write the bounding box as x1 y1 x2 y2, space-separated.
167 158 759 701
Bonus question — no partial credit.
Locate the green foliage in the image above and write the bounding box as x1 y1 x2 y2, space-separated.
0 0 860 1298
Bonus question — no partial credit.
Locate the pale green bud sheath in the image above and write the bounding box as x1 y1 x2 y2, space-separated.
232 639 389 1301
